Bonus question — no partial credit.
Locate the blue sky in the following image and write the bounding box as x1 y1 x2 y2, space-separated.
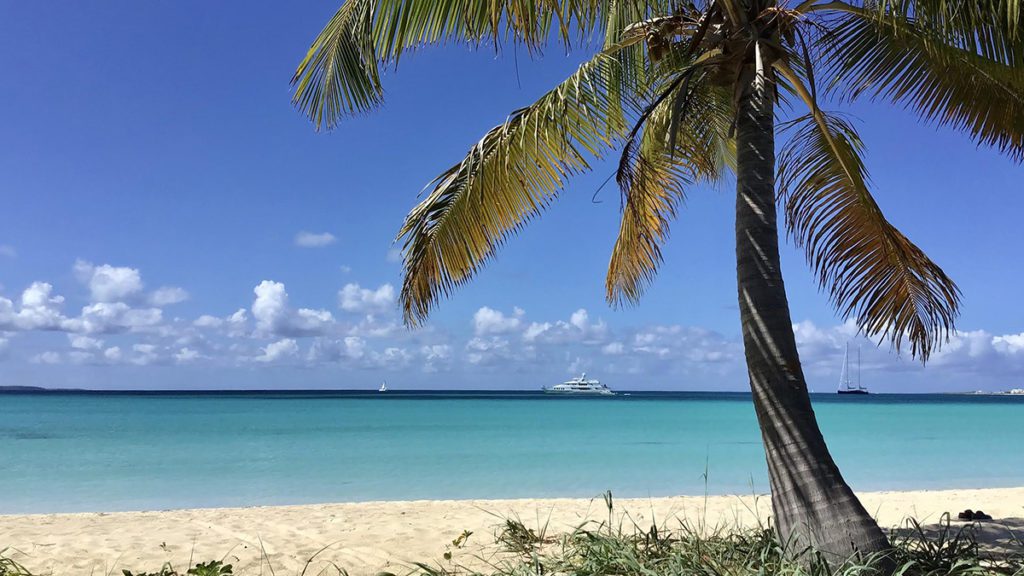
1 1 1022 391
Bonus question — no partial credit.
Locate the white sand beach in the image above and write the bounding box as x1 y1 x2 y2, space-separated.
2 488 1023 576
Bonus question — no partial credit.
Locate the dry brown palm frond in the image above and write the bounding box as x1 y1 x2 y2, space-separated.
397 51 645 325
777 112 961 360
607 73 734 306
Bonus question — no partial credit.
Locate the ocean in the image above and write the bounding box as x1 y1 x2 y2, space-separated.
1 391 1022 514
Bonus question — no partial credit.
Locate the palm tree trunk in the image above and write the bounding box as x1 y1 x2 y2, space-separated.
733 54 892 562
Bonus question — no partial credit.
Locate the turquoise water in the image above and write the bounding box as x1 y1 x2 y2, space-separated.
1 391 1022 514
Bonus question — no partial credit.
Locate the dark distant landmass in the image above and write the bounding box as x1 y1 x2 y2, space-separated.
0 385 84 393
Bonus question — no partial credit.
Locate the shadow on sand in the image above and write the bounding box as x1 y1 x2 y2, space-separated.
889 516 1024 557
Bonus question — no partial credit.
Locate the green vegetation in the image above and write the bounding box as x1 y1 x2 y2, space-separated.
3 515 1021 576
121 560 234 576
414 515 1024 576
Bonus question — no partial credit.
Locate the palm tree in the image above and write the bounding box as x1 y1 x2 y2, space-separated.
291 0 1023 561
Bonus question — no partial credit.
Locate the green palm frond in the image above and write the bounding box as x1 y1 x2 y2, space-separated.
607 74 734 305
397 51 644 325
820 9 1024 160
292 0 382 130
861 0 1023 64
777 112 961 360
292 0 678 130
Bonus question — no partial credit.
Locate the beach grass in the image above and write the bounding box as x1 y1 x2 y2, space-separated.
3 498 1022 576
6 516 1017 576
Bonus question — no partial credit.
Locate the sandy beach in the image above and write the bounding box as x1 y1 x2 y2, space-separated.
3 488 1022 575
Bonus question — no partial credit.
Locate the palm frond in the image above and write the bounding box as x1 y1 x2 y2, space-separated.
777 112 960 361
607 72 734 305
862 0 1023 65
819 9 1024 160
292 0 382 130
397 51 643 325
292 0 682 130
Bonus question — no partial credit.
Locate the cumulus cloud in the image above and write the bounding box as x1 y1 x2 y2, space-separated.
253 281 334 336
194 315 223 328
473 307 524 335
602 342 625 355
295 231 337 248
150 286 189 306
522 308 607 344
421 344 452 372
994 333 1024 354
69 335 103 350
74 260 144 303
31 351 61 365
251 339 298 363
465 336 513 365
129 343 161 366
66 302 163 334
338 283 396 314
308 336 398 367
0 282 66 331
175 347 202 363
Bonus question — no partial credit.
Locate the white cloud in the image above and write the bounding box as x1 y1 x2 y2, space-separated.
993 333 1024 355
523 322 552 342
225 308 248 336
67 302 163 334
69 335 103 350
465 336 512 365
473 307 523 335
104 346 122 361
0 282 66 331
150 286 189 306
422 344 451 361
338 283 396 314
602 342 625 355
31 351 61 365
570 309 589 331
308 336 367 363
521 308 607 344
0 245 15 258
421 344 452 372
194 315 223 328
252 281 289 333
175 347 201 363
130 343 160 366
340 265 352 274
74 260 144 303
255 338 299 362
253 281 333 336
295 231 337 248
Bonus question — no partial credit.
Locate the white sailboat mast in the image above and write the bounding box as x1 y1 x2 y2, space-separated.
857 346 862 390
839 343 850 389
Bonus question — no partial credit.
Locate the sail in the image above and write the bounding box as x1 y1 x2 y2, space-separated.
838 345 851 390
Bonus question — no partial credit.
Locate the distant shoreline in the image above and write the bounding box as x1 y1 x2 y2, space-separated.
4 385 1024 396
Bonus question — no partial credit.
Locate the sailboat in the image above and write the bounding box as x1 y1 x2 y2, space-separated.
837 343 869 395
378 381 387 393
